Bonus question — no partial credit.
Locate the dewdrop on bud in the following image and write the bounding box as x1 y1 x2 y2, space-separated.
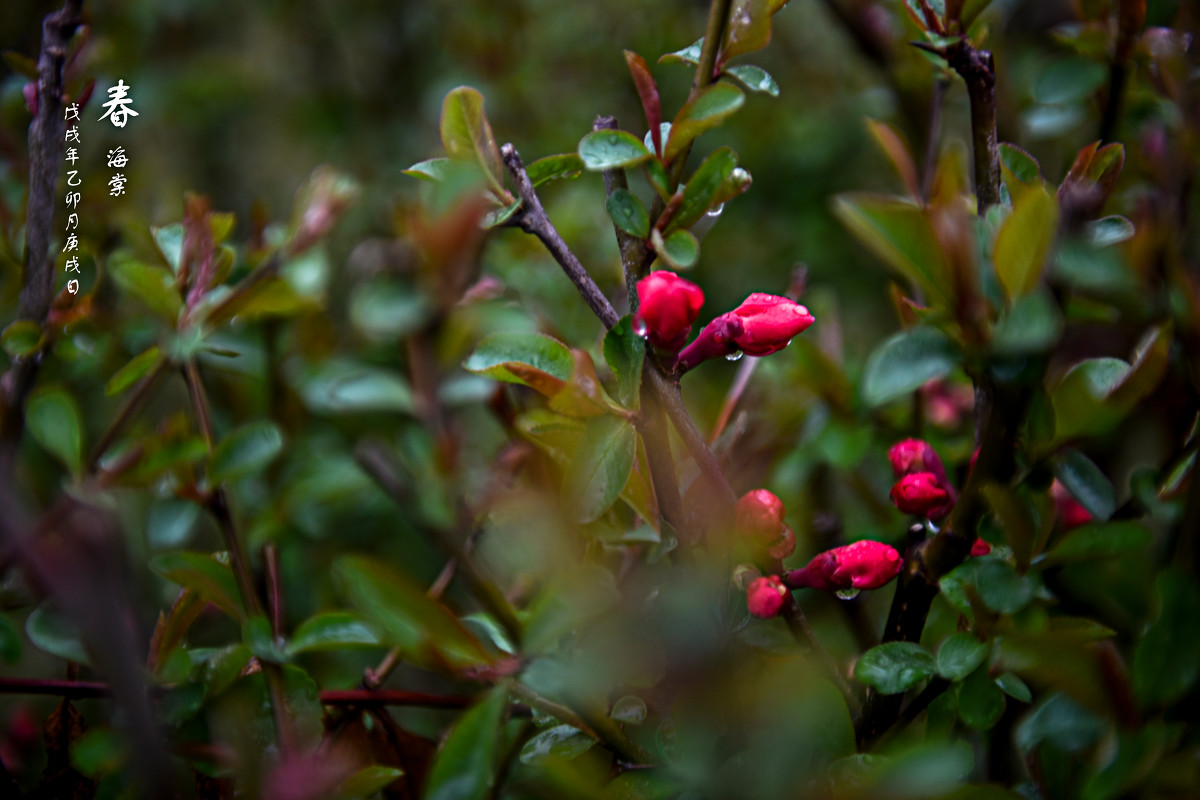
729 167 751 195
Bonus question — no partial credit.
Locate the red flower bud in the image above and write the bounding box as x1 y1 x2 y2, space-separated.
735 489 796 561
22 82 37 116
728 292 815 356
786 540 902 593
888 439 955 517
634 271 705 351
969 538 992 557
890 472 949 517
746 575 787 618
1051 480 1092 531
675 292 813 369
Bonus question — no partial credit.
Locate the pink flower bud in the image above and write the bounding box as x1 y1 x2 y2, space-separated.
634 271 705 351
22 83 37 116
970 538 992 557
746 575 787 618
1051 480 1092 531
890 472 949 517
735 489 796 561
675 292 813 369
728 293 815 356
786 540 902 592
888 439 955 511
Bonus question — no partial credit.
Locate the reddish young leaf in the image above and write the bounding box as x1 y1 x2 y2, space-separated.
624 51 662 157
721 0 773 65
866 119 921 200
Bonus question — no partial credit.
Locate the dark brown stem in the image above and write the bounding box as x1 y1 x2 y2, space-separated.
354 440 524 644
264 544 284 638
946 42 1001 215
1098 62 1127 145
502 143 619 329
0 0 84 470
86 355 170 472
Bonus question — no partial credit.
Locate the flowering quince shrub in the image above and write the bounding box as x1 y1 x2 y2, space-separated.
1 0 1199 798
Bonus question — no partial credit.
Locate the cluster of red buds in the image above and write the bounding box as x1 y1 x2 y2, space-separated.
633 272 814 371
888 439 957 520
746 540 904 619
734 489 796 563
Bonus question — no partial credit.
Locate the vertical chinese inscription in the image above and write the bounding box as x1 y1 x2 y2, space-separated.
62 102 80 295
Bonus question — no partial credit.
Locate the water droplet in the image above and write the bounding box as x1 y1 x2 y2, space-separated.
633 319 648 337
706 203 725 218
725 351 744 362
835 588 860 601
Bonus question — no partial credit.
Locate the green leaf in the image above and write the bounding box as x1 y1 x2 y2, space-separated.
242 615 290 664
70 729 127 778
0 615 21 663
604 317 645 409
562 416 636 523
349 281 431 340
1086 215 1135 248
578 129 654 170
937 634 990 681
2 320 42 358
150 552 245 621
975 559 1035 614
1133 569 1200 707
26 603 89 664
671 147 737 232
992 289 1063 355
333 556 491 669
109 253 182 319
291 359 415 415
1016 692 1104 754
606 188 650 239
996 671 1032 703
146 499 200 550
999 143 1040 184
652 228 700 269
724 64 779 96
403 157 452 182
519 724 596 765
664 82 745 164
27 387 83 475
644 156 672 201
440 87 505 196
659 37 703 66
1052 449 1116 521
1034 57 1108 105
204 644 252 699
994 183 1060 303
287 612 381 656
209 421 284 484
956 664 1006 730
105 346 163 396
1040 521 1152 565
1051 357 1130 442
151 224 184 273
527 153 585 187
334 766 405 799
832 194 950 307
854 642 937 694
722 0 773 61
424 688 508 800
463 332 574 396
862 326 958 407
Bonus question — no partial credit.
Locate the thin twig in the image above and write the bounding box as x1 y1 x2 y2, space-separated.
710 356 759 444
594 116 648 304
264 544 284 638
86 355 170 472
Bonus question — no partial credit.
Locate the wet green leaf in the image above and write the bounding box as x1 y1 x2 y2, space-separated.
403 157 452 182
724 64 779 96
651 228 699 269
659 38 703 66
606 188 650 239
425 687 508 800
855 642 937 694
996 672 1032 703
1086 215 1135 247
671 147 736 231
611 695 647 724
151 224 184 273
242 615 290 664
862 326 958 407
604 316 645 409
578 129 654 170
519 724 596 765
464 332 574 396
105 346 163 396
527 153 585 187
